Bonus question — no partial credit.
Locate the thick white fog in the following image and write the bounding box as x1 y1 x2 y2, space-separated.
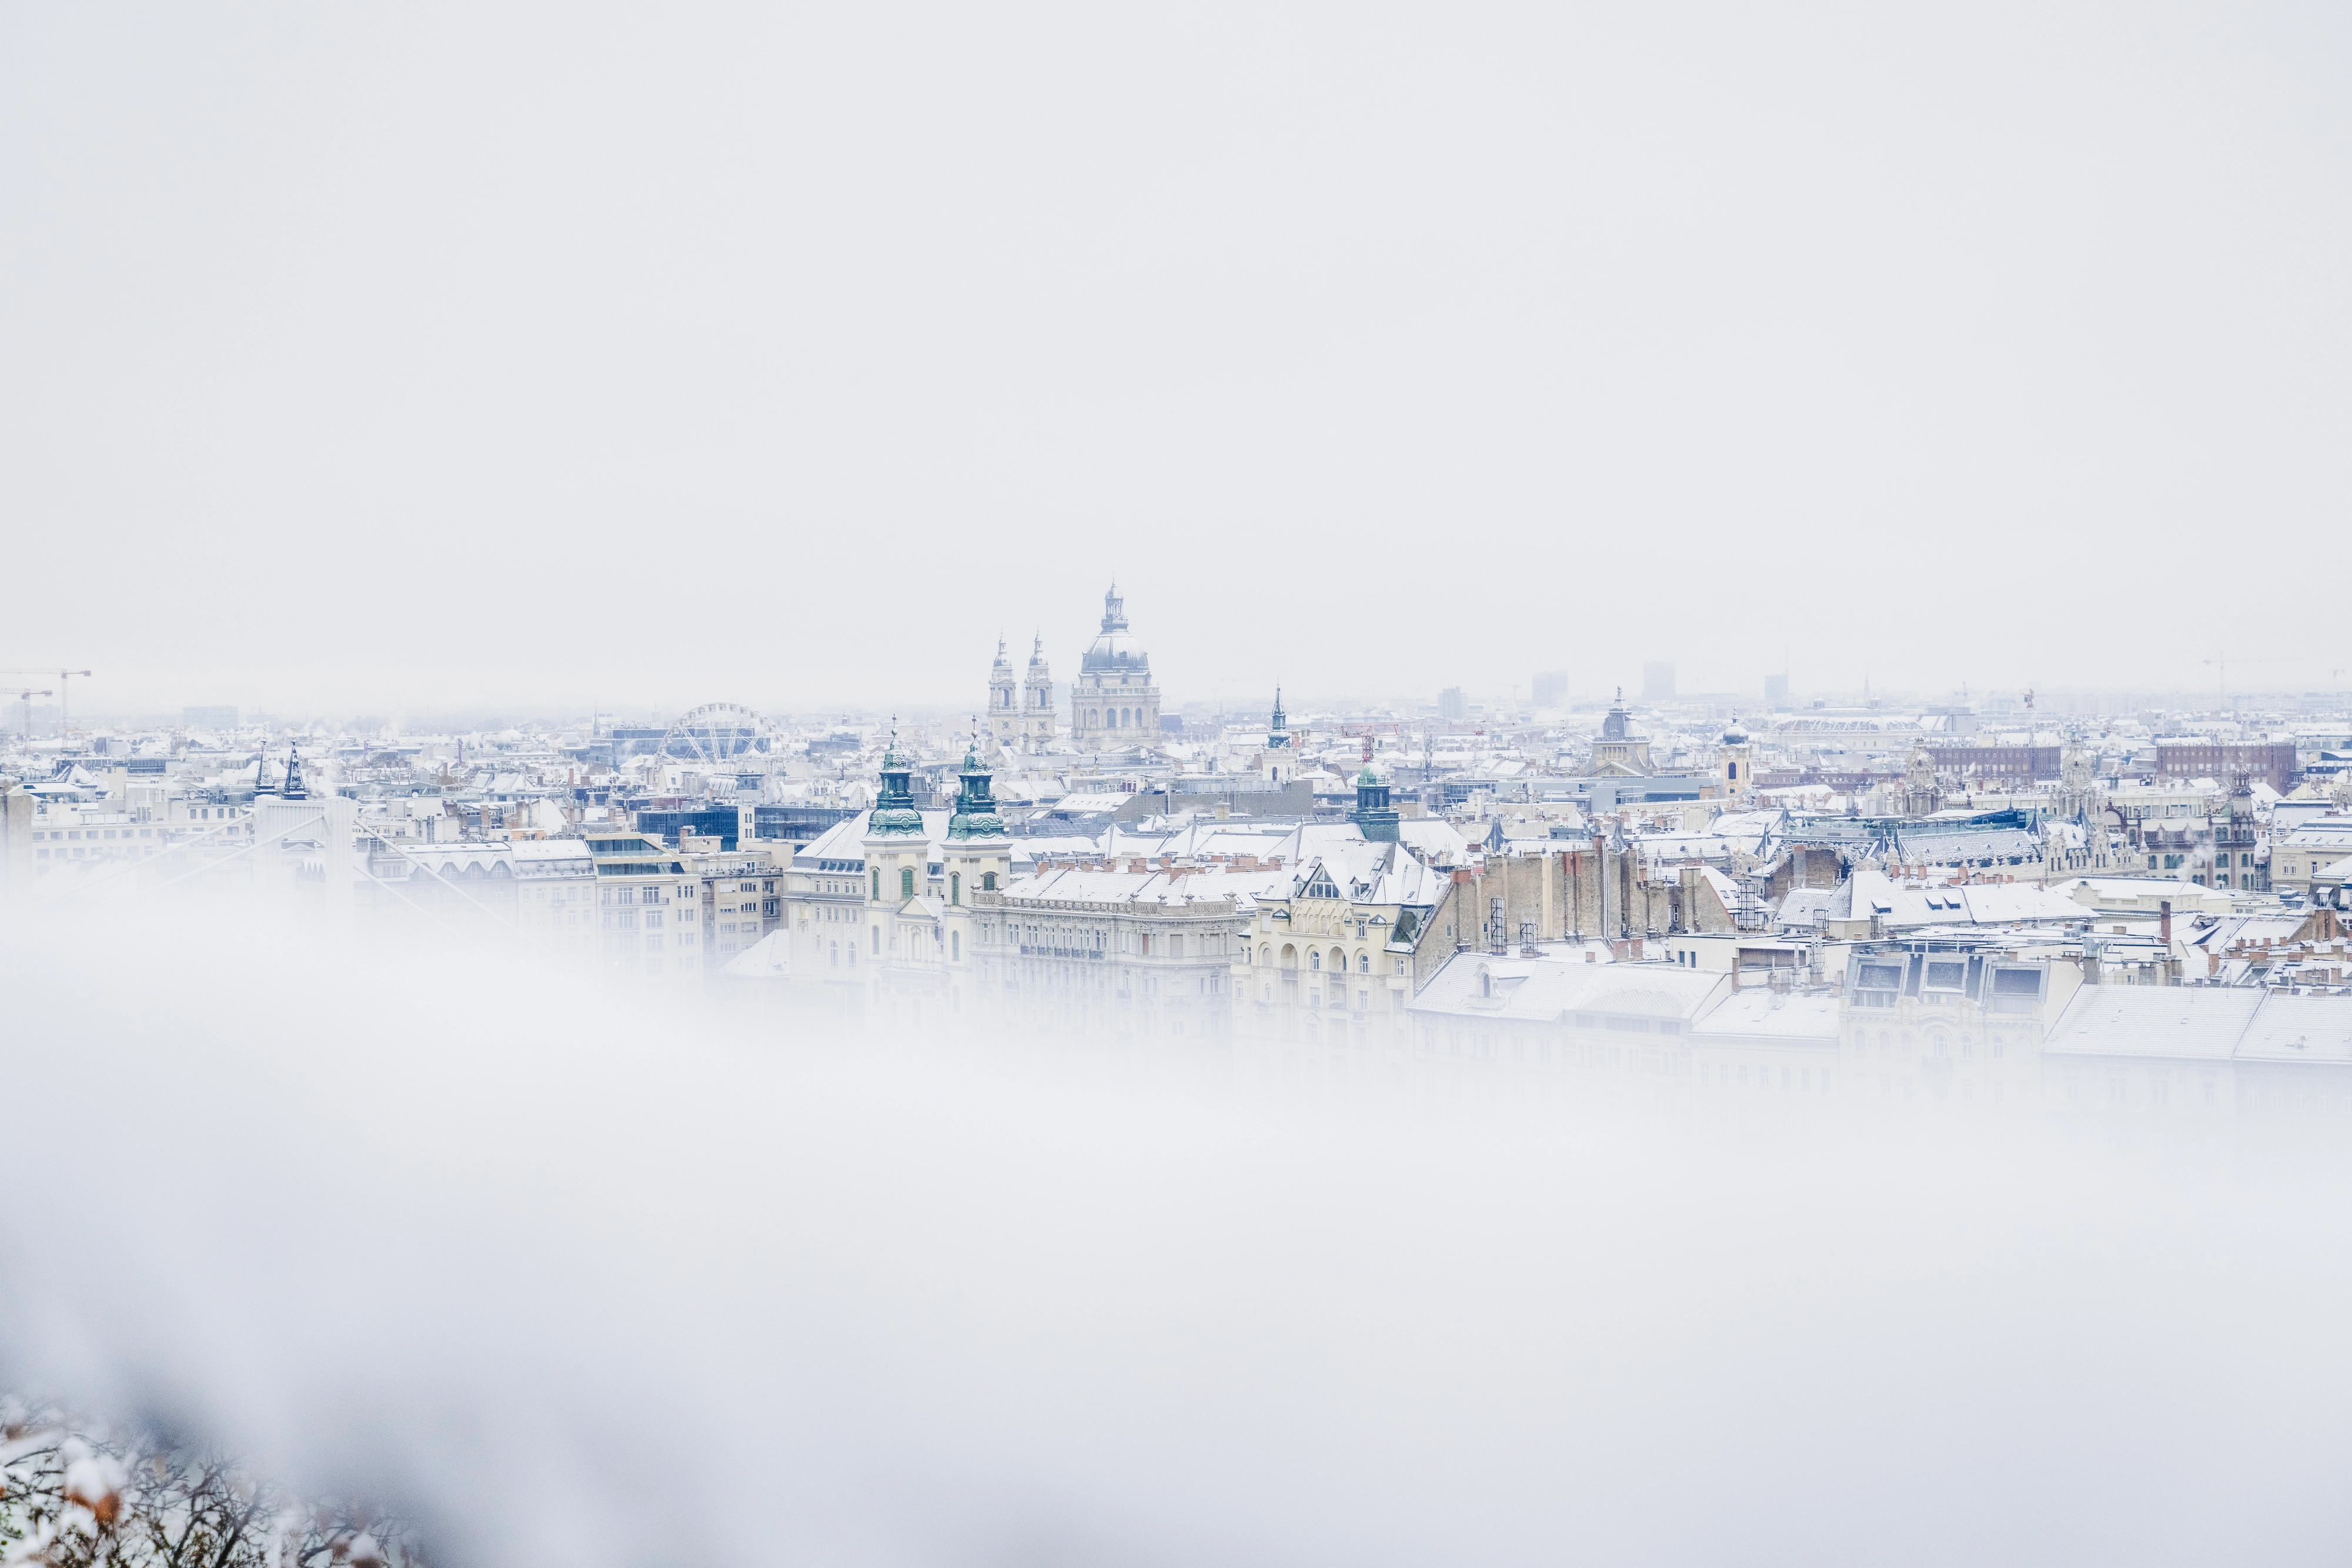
5 890 2350 1566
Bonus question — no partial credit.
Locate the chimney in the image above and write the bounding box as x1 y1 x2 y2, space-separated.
2160 898 2172 947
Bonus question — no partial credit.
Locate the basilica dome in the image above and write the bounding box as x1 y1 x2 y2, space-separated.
1081 585 1150 676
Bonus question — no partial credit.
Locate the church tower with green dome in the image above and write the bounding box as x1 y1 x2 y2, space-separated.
947 734 1005 843
862 727 933 966
1352 758 1399 842
943 727 1011 970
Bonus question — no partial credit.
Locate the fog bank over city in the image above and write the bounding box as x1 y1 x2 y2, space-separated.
5 891 2352 1568
8 2 2352 1563
5 2 2350 714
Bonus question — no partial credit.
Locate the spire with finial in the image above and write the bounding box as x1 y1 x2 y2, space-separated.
1353 745 1398 841
868 718 922 835
281 745 306 801
1268 686 1289 748
252 745 278 798
948 713 1005 841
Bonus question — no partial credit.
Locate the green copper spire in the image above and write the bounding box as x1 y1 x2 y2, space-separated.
868 720 923 835
1352 752 1398 842
948 718 1005 841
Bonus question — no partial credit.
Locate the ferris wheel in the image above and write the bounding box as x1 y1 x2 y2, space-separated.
661 702 775 765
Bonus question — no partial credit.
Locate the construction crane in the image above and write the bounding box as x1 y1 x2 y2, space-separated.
1 669 91 734
2201 654 2305 697
10 688 53 734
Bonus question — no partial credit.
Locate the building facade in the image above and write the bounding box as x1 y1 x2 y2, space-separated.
1021 634 1058 752
973 870 1247 1039
588 832 703 984
1588 693 1653 775
2157 741 2296 792
1070 584 1160 753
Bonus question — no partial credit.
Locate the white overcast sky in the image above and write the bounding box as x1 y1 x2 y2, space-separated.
3 4 2346 720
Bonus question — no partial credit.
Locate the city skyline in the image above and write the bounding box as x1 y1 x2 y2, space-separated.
7 4 2352 1564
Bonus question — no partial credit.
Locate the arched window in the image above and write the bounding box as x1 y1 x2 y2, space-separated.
870 868 880 901
1358 953 1369 973
900 867 915 900
950 872 961 905
952 931 961 961
982 871 996 891
871 927 879 954
1310 950 1322 970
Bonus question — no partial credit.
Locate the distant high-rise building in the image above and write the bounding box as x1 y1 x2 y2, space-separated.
1438 687 1467 721
183 706 238 730
1641 663 1675 701
1531 670 1568 708
1763 673 1789 710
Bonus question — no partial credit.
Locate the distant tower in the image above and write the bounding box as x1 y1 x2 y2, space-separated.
1071 583 1159 754
947 733 1007 846
941 730 1012 974
1902 743 1941 818
1352 760 1399 842
1267 687 1289 749
1719 716 1753 805
252 745 279 798
2059 729 2096 821
1588 689 1653 775
987 636 1017 752
862 724 926 928
280 746 306 801
1021 633 1057 753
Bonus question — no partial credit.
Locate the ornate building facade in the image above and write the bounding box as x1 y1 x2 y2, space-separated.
1070 584 1160 753
1021 634 1057 751
1719 717 1754 805
987 635 1059 755
987 638 1017 755
1588 690 1653 775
